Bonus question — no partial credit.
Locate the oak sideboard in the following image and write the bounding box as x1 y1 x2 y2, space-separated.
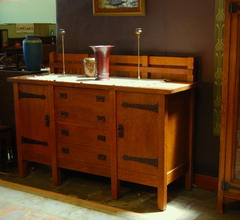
8 73 196 210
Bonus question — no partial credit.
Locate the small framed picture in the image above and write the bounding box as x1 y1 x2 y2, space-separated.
93 0 146 16
0 29 9 49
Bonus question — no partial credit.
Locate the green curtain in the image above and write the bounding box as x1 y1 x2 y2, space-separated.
213 0 225 136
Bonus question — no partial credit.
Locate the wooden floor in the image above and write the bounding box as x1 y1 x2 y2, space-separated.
0 163 240 219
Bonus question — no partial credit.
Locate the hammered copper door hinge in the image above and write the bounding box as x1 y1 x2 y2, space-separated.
121 102 158 113
122 155 158 168
19 91 46 99
229 2 240 13
21 136 48 146
222 182 240 191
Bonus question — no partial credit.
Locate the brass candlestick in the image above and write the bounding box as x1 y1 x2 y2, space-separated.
59 29 65 75
135 28 142 80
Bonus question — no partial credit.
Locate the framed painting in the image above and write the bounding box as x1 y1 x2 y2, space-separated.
93 0 146 16
0 29 9 49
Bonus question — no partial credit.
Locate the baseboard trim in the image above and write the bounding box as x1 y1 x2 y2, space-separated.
194 174 218 192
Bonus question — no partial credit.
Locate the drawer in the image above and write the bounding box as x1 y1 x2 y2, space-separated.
55 105 110 128
54 87 110 109
56 123 111 148
57 142 110 167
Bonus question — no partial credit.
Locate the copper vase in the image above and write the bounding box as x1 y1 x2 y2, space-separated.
90 45 114 80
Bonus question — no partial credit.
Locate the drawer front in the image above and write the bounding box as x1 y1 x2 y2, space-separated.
56 123 111 148
54 87 110 109
55 105 110 128
57 142 110 166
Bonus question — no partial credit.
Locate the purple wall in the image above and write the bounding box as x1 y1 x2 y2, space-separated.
56 0 218 177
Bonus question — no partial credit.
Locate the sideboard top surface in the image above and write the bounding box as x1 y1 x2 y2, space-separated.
7 74 196 95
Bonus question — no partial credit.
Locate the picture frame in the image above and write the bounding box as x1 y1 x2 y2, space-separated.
0 29 9 49
93 0 146 16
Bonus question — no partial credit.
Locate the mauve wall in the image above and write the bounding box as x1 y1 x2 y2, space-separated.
56 0 219 177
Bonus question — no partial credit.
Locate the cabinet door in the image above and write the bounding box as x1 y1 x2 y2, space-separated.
218 0 240 212
17 84 52 165
221 2 240 190
116 91 163 177
236 91 240 180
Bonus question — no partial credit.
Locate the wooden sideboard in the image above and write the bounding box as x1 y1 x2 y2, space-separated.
8 73 196 210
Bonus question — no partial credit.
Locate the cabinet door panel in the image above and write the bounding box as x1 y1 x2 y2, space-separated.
222 7 240 185
18 84 50 140
18 84 52 164
117 91 164 175
218 0 240 212
236 83 240 180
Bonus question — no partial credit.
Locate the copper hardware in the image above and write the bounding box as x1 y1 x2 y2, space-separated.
21 136 48 146
19 91 46 99
97 135 106 141
59 92 67 99
122 155 158 168
98 154 106 161
62 148 69 154
118 124 124 138
45 114 50 127
96 96 105 102
60 111 68 117
229 2 240 13
61 129 69 136
222 182 240 191
121 102 158 113
97 115 105 122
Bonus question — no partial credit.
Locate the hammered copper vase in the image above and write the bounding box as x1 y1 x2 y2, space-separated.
90 45 114 80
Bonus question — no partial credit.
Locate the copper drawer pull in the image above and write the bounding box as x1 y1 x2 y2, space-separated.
98 154 106 161
97 135 106 141
59 92 67 99
61 129 69 136
97 115 105 122
60 111 69 117
96 96 105 102
62 148 69 154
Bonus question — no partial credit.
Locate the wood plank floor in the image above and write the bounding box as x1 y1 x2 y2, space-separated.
0 163 240 219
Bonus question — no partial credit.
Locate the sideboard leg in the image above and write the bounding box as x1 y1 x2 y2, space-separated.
185 169 194 191
52 167 61 186
18 159 28 177
185 89 194 191
157 185 167 211
111 179 120 200
217 194 224 214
